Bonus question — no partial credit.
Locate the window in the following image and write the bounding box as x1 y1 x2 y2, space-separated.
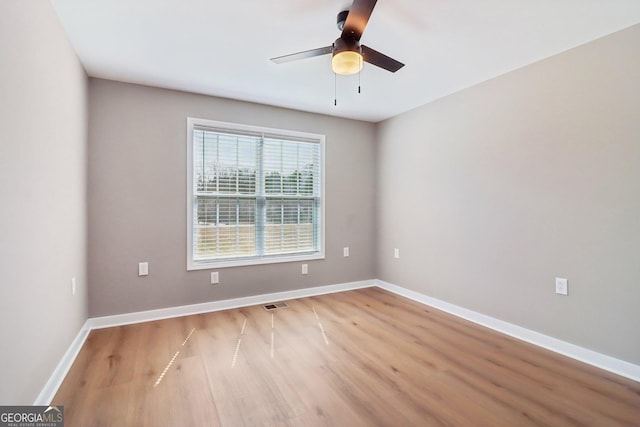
187 118 324 269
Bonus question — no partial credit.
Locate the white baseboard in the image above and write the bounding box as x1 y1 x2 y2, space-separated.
375 279 640 382
38 277 639 404
87 279 375 330
33 320 91 405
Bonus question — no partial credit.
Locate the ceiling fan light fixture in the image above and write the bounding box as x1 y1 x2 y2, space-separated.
332 37 363 75
332 50 363 75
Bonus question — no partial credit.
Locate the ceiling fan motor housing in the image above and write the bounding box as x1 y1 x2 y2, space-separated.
333 36 361 55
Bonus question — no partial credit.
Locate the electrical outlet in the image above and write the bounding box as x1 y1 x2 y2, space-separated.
555 277 568 295
343 247 349 257
211 272 219 285
301 264 308 275
138 262 149 276
394 248 400 259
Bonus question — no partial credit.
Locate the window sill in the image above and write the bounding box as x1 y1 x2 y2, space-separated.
187 252 325 270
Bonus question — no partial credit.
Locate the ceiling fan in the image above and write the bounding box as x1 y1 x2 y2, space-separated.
270 0 404 76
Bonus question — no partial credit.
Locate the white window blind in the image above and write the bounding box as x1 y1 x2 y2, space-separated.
187 118 324 269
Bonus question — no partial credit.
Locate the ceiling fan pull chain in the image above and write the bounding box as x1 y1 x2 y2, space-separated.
358 48 362 94
334 72 337 106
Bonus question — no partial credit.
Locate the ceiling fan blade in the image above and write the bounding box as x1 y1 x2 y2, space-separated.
361 45 405 72
341 0 377 41
270 46 333 64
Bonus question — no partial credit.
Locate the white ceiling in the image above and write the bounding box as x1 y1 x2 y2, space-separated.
51 0 640 123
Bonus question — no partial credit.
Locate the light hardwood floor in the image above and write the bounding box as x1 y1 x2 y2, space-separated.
53 287 640 426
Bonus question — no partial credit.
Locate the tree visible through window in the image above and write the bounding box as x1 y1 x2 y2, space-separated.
187 118 324 269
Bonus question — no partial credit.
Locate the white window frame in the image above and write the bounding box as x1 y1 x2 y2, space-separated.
187 117 325 270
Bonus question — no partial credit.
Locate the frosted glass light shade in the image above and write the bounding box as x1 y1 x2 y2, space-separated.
332 51 363 75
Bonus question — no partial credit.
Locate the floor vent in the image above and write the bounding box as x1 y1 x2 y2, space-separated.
263 302 288 311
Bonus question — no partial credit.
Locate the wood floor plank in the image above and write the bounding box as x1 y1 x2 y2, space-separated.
53 288 640 426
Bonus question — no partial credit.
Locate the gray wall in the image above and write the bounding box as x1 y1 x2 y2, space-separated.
0 1 88 404
88 79 376 317
376 24 640 364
